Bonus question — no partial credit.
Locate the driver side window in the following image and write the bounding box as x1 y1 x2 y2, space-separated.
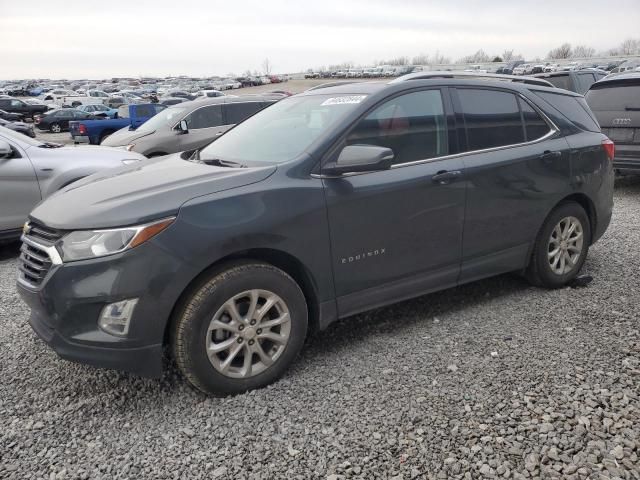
346 90 448 165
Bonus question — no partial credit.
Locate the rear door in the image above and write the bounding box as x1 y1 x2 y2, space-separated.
223 101 266 128
452 87 571 283
322 88 466 316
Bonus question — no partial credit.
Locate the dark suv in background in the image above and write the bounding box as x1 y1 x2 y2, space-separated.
17 74 614 395
534 70 606 94
0 97 48 120
586 72 640 174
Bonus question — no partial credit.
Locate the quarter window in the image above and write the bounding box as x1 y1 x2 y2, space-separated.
346 90 448 165
519 99 551 141
458 89 525 151
184 105 223 129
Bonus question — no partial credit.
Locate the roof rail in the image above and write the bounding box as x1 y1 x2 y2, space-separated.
305 81 360 91
390 71 554 88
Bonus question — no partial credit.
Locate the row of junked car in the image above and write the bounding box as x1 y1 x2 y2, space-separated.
2 70 639 396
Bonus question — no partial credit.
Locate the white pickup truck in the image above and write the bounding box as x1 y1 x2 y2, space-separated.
42 89 109 108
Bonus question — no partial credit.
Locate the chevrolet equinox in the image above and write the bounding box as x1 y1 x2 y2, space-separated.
17 74 614 395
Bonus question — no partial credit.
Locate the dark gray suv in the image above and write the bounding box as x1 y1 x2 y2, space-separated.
17 75 614 395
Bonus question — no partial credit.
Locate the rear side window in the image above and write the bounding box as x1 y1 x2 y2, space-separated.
184 105 223 129
586 84 640 111
519 99 551 141
534 91 600 132
346 89 448 165
224 102 264 125
574 73 595 94
546 75 572 91
457 89 525 150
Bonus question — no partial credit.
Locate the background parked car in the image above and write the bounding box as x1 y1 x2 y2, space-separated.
35 109 94 133
160 97 190 106
102 94 282 157
0 98 48 119
586 72 640 175
76 104 119 118
0 118 35 138
0 109 23 121
533 70 606 94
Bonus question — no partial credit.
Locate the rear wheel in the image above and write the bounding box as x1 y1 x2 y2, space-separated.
172 262 308 395
526 202 591 288
49 123 61 133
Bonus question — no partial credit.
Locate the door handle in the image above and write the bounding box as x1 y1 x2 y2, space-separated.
540 150 561 161
432 170 462 184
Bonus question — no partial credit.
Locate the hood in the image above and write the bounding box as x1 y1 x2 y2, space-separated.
30 153 276 230
100 126 154 146
26 144 145 162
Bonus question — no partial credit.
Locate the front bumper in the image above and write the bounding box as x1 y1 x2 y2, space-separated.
16 238 192 378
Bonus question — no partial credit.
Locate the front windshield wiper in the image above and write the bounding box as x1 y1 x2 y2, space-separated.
201 158 247 168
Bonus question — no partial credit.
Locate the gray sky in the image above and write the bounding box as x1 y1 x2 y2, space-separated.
2 0 639 79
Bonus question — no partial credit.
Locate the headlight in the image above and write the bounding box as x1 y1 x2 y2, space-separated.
58 217 175 262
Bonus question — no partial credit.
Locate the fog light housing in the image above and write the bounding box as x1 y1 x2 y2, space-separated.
98 299 138 337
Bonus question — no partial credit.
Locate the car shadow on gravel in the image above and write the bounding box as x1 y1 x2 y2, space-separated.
301 272 530 360
0 241 21 261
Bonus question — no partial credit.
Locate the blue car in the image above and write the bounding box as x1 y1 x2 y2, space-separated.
76 104 118 119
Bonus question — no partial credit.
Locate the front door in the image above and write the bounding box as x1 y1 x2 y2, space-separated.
322 89 466 317
178 104 226 151
0 137 41 232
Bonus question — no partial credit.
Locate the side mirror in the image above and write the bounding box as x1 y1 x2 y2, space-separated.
323 145 394 176
0 140 13 159
178 119 189 134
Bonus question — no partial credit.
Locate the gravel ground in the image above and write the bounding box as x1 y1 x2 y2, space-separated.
1 178 639 480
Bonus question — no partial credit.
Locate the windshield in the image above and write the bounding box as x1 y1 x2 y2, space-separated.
586 84 640 111
200 94 367 164
135 106 186 133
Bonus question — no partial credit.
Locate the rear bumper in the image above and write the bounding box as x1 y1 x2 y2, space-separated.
72 135 90 144
613 145 640 173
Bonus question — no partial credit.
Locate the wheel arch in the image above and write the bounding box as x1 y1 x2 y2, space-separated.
556 193 597 244
163 248 320 346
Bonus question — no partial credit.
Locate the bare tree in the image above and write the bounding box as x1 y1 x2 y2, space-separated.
458 49 491 64
262 58 272 76
431 51 451 65
502 50 515 62
572 45 596 58
547 43 572 59
620 38 640 55
412 54 430 65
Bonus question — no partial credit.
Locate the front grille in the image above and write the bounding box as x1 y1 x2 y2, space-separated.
18 222 65 288
19 243 53 287
28 223 65 243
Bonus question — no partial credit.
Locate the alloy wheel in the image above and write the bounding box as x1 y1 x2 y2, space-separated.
547 216 584 275
206 289 291 378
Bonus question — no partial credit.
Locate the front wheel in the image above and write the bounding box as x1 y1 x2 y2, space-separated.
526 202 591 288
172 262 308 395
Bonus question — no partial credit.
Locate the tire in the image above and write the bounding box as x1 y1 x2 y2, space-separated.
526 202 591 288
172 262 308 395
49 123 61 133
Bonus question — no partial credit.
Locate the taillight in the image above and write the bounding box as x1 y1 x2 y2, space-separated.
602 138 615 161
78 124 87 134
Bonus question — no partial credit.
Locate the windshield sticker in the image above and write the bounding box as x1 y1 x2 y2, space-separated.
321 95 367 106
